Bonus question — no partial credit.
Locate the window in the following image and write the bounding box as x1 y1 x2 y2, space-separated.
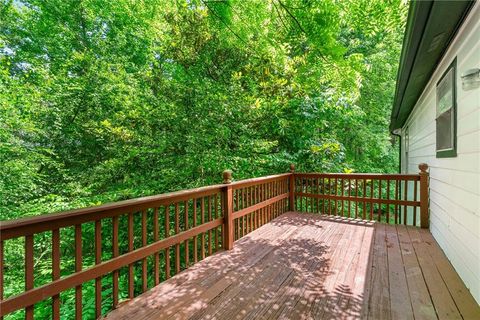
436 59 457 157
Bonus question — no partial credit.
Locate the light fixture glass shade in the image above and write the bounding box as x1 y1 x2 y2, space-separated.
461 68 480 90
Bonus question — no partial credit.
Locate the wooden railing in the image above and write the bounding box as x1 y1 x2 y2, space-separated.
291 163 430 228
0 164 429 319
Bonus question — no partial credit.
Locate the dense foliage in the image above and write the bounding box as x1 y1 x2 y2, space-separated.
1 0 406 220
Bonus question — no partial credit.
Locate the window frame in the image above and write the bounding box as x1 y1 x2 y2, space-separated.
436 58 457 158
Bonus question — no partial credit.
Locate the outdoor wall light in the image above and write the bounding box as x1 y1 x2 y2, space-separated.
461 68 480 90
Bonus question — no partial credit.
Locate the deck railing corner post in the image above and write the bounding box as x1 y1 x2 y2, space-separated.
222 170 234 250
289 164 295 211
419 163 429 229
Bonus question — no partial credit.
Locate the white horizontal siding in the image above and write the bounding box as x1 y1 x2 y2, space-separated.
402 3 480 304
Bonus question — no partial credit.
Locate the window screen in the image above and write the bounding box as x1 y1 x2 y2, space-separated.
436 59 456 157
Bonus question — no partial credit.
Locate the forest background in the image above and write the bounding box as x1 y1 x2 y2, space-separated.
1 0 407 220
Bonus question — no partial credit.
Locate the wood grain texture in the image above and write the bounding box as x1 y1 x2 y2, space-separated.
103 212 479 320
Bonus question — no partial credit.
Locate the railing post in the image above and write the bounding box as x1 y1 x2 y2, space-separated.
419 163 429 228
222 170 234 250
289 164 295 211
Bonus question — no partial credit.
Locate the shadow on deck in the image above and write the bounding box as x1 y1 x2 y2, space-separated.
104 212 479 319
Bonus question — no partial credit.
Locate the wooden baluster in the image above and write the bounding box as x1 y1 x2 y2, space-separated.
273 181 277 217
266 182 270 221
193 199 198 263
241 188 246 235
322 177 326 214
246 190 250 233
253 185 260 229
377 180 382 222
348 179 352 218
256 185 260 225
355 179 358 219
305 178 309 212
257 184 260 227
112 216 120 307
251 184 265 226
413 179 418 226
236 189 240 239
370 179 374 220
184 201 189 266
153 208 159 285
299 177 303 212
128 213 135 296
316 178 320 213
265 182 273 222
305 178 312 212
236 194 240 240
241 189 246 235
258 184 266 225
301 176 304 211
251 186 255 228
340 178 344 216
274 180 277 216
232 189 238 239
363 180 367 220
386 180 390 224
52 229 60 320
311 178 315 212
175 203 180 273
253 186 256 230
395 180 399 224
258 184 262 227
25 235 34 320
241 190 245 237
219 193 224 249
326 178 330 215
271 181 273 218
234 192 239 240
141 211 147 291
267 182 271 221
201 198 205 259
295 176 299 211
164 207 170 279
279 180 282 216
334 178 339 216
95 220 102 318
75 224 82 319
403 180 408 225
263 183 267 221
253 185 258 229
328 178 332 215
208 196 212 256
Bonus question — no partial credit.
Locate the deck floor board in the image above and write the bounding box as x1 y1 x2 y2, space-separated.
105 212 480 320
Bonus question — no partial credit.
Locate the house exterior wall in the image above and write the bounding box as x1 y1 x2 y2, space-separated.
401 3 480 303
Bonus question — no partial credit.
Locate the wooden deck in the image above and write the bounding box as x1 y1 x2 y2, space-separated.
104 212 480 320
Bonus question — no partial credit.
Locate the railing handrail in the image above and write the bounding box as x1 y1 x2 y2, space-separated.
0 173 291 240
295 172 420 180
